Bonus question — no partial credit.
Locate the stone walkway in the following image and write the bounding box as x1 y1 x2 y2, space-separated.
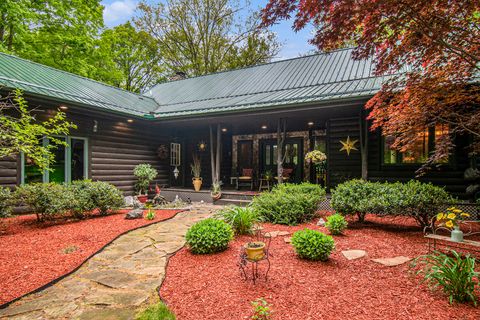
0 205 217 320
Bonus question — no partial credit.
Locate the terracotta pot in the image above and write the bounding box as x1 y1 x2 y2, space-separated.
192 177 202 192
137 195 148 203
211 192 222 201
244 241 265 261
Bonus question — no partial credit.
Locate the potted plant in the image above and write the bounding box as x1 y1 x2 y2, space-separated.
263 170 273 181
211 182 222 201
134 164 158 203
436 207 470 242
191 154 202 192
305 150 327 185
244 241 265 261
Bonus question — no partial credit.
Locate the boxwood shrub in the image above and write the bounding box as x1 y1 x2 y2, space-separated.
186 218 234 254
87 181 124 215
331 179 455 227
325 213 348 235
291 228 335 261
251 183 325 225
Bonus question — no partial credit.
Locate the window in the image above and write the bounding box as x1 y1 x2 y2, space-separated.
382 125 449 165
170 143 181 166
21 137 88 184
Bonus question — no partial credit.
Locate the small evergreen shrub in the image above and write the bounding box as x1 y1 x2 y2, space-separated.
14 183 73 222
291 229 335 261
412 251 479 305
252 183 325 225
0 187 13 217
186 218 234 254
136 302 176 320
215 206 259 235
88 181 124 215
325 214 348 235
134 164 158 195
68 180 97 218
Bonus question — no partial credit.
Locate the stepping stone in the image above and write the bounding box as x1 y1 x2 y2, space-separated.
372 256 411 267
284 237 292 243
265 230 290 238
342 250 367 260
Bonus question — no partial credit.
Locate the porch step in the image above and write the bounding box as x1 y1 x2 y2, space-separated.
214 198 252 207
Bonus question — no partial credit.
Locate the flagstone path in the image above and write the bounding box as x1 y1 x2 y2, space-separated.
0 204 218 320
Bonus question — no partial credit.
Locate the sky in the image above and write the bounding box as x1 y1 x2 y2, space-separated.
100 0 316 60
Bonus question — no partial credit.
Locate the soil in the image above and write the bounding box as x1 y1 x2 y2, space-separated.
160 214 480 320
0 209 182 305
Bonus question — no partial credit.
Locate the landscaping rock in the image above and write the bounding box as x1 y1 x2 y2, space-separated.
266 230 290 238
342 250 367 260
124 196 135 207
372 256 411 267
125 208 143 220
317 218 326 226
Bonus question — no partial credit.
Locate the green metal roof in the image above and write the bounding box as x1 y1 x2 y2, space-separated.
0 52 158 117
0 48 392 119
147 48 393 118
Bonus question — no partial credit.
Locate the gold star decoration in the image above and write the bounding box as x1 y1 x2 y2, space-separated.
339 136 358 155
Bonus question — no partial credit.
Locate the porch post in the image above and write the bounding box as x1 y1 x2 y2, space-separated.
359 114 368 180
277 118 287 184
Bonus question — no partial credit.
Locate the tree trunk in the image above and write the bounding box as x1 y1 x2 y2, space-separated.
209 125 215 183
215 124 221 184
209 124 222 186
359 115 368 180
7 24 14 51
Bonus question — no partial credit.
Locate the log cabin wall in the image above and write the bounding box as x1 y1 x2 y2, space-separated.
0 97 170 196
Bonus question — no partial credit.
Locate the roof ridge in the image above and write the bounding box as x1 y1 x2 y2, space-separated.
0 52 157 103
148 47 357 90
154 73 391 111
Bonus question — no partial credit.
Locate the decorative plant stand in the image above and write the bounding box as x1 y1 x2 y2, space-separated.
238 228 272 284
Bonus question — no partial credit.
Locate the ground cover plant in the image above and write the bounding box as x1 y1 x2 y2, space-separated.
331 179 454 227
0 209 182 304
251 298 272 320
136 302 176 320
185 218 234 254
215 206 259 235
412 251 479 305
291 228 335 261
251 183 325 225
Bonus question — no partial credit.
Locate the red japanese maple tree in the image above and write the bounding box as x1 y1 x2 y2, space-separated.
262 0 480 170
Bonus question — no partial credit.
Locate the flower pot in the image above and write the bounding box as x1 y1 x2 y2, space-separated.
451 225 464 242
137 195 148 203
192 177 202 192
211 192 222 201
244 241 265 261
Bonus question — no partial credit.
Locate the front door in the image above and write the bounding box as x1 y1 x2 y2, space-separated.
260 138 303 183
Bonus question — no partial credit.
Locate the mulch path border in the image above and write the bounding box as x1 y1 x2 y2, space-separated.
0 209 189 310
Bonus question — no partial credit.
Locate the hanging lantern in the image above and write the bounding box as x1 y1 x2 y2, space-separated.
173 166 179 179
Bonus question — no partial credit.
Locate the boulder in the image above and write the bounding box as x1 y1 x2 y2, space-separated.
125 209 143 220
124 196 135 207
317 218 326 226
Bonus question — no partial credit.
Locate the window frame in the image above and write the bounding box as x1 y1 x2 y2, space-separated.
21 136 89 184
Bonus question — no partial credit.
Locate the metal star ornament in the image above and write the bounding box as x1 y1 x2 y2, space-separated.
339 136 358 155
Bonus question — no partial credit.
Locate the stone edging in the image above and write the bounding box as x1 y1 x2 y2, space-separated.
0 209 189 310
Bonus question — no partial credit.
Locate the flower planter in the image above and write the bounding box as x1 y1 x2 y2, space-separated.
244 241 265 261
137 195 148 203
192 177 202 192
211 192 222 201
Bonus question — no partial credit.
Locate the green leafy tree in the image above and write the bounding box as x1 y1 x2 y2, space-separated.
0 89 77 170
135 0 280 76
98 22 166 93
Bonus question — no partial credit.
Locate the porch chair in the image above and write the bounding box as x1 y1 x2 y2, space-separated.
237 168 254 190
274 168 293 183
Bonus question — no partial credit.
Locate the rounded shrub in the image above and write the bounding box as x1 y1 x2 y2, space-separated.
186 218 234 254
134 164 158 195
68 180 97 218
0 187 13 217
215 206 259 235
291 228 335 261
88 181 124 215
325 214 348 235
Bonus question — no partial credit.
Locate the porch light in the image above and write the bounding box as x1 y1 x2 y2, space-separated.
127 119 134 123
59 105 68 110
221 128 227 132
308 121 314 126
261 125 267 129
173 166 180 179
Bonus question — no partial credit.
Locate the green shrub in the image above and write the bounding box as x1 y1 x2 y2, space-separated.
186 218 233 254
291 229 335 261
136 302 175 320
0 187 13 217
215 206 259 235
14 183 73 222
252 183 325 225
412 251 479 305
68 180 97 218
325 214 348 235
251 298 272 320
88 181 124 215
134 164 158 195
331 179 454 227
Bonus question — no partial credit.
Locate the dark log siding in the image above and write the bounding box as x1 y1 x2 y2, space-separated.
0 156 19 188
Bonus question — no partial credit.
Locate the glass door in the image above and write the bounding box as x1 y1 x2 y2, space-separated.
260 138 303 183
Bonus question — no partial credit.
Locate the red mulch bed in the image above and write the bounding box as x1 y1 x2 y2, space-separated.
0 209 182 305
161 214 480 320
